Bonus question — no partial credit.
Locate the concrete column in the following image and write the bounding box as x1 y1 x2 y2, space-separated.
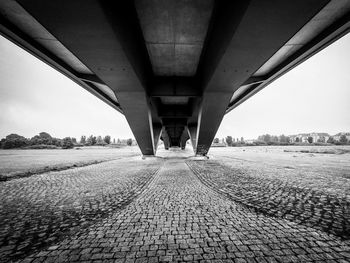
163 138 170 150
161 128 170 150
152 123 162 153
180 127 190 150
187 124 198 153
195 92 232 156
117 92 155 155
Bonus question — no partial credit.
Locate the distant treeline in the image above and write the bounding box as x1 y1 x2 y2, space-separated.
0 132 135 149
255 133 349 145
214 133 349 147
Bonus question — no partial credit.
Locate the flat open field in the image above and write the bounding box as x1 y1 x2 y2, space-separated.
0 146 140 179
208 145 350 194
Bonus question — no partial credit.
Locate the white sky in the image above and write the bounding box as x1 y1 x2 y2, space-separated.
0 33 349 140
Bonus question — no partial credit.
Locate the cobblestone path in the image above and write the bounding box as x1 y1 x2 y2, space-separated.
0 157 162 262
19 158 350 262
187 160 350 241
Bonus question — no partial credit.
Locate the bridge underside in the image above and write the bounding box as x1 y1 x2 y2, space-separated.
0 0 349 155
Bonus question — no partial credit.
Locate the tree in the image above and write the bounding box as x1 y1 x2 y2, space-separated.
240 137 244 143
80 135 86 144
96 136 106 146
71 137 77 144
271 136 278 142
86 135 96 145
307 136 313 144
104 135 111 144
327 136 335 144
61 137 74 149
339 135 348 144
39 132 52 145
113 138 116 144
213 138 220 143
30 135 43 145
52 138 61 146
258 134 271 144
226 136 233 146
279 134 287 143
295 137 300 143
1 134 28 149
126 138 133 146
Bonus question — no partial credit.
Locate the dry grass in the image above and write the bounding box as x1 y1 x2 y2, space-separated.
0 146 140 180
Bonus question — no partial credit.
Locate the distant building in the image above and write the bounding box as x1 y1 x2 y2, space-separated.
289 133 330 143
333 132 350 142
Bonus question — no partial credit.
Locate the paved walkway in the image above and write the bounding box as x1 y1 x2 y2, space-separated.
19 157 350 263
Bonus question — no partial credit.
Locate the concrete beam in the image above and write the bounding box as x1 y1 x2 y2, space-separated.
227 12 350 113
194 0 329 155
17 0 156 155
241 76 266 87
0 15 122 113
149 77 200 97
158 105 192 118
77 73 104 85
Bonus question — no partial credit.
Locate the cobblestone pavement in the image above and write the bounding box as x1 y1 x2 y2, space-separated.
0 157 162 262
19 157 350 262
187 160 350 241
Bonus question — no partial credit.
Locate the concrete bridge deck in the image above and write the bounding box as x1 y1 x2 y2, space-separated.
1 148 349 262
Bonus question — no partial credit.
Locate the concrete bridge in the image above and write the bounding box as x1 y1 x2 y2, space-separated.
0 0 349 156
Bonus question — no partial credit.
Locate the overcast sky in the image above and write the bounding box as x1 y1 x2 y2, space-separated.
0 33 349 141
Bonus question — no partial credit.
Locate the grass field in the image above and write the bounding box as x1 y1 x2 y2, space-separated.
0 146 140 179
209 145 350 194
1 144 349 185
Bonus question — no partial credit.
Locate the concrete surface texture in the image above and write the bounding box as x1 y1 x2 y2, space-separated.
135 0 214 76
1 1 349 155
1 147 349 262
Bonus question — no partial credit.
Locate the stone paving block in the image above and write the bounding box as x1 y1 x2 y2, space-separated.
0 158 161 262
187 160 350 240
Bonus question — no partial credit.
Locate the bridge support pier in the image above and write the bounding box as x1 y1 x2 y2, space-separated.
161 128 170 150
152 123 162 153
180 127 190 150
187 124 198 154
195 92 232 156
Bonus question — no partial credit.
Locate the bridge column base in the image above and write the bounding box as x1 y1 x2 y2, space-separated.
141 155 156 160
188 155 209 160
